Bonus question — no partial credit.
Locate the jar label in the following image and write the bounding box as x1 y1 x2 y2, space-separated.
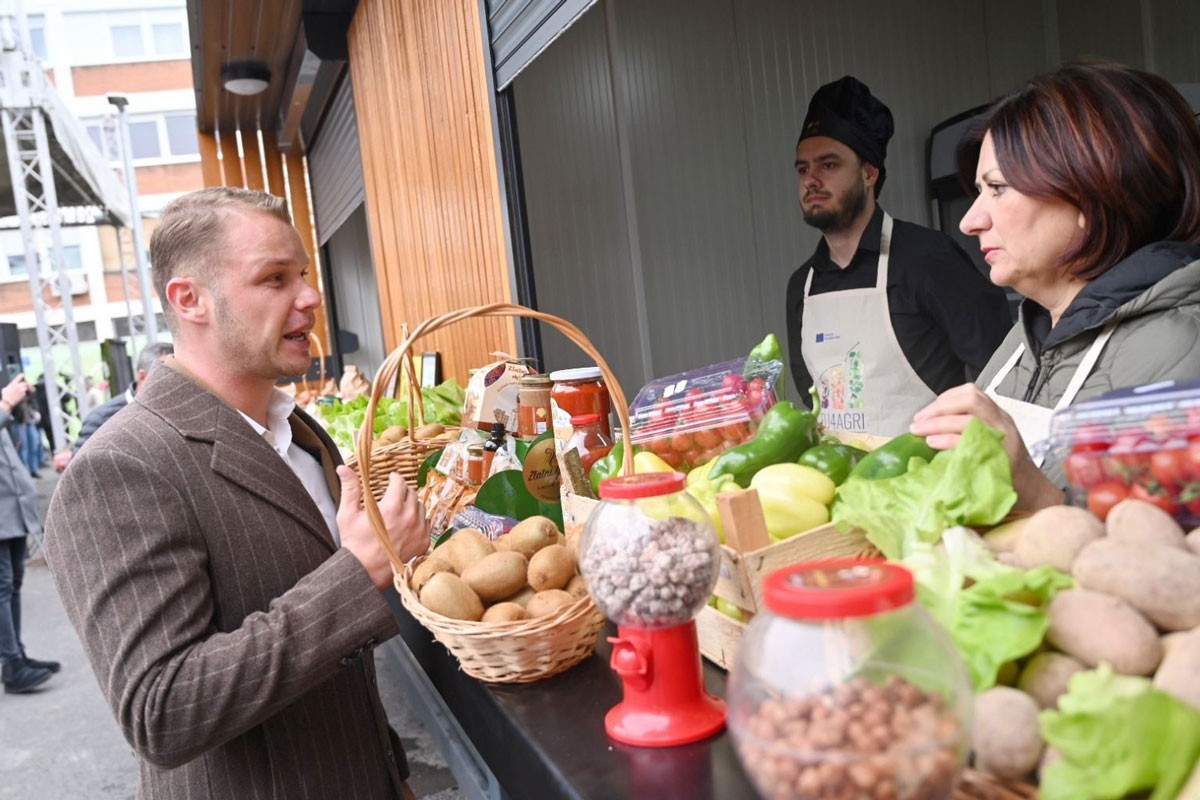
523 436 562 503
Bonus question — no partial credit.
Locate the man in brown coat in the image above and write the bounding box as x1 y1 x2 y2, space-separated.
44 188 429 799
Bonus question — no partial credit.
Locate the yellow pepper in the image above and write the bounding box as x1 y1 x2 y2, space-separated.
686 454 720 487
633 450 675 474
749 463 833 540
686 473 737 542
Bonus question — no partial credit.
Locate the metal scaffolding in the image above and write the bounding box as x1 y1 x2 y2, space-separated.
0 2 151 448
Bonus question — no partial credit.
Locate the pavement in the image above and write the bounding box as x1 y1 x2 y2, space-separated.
1 469 465 800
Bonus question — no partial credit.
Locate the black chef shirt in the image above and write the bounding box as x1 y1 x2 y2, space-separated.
786 207 1013 399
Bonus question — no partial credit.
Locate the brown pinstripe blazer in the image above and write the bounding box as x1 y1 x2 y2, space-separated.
45 362 408 799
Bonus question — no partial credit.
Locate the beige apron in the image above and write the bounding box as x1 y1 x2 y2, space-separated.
801 214 937 436
984 324 1116 466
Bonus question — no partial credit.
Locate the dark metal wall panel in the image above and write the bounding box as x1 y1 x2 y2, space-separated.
511 6 648 393
325 205 387 377
488 0 600 90
309 76 364 245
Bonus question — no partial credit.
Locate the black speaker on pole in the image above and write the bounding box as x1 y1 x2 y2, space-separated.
102 339 134 396
0 322 21 380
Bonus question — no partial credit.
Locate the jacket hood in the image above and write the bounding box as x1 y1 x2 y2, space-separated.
1021 241 1200 355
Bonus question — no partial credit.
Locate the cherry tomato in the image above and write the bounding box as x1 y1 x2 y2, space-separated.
1086 481 1130 521
671 433 695 454
1064 451 1107 489
1150 447 1190 489
657 450 683 469
1101 450 1151 486
1144 413 1178 441
1185 438 1200 481
1130 482 1180 516
1072 423 1112 452
693 427 723 449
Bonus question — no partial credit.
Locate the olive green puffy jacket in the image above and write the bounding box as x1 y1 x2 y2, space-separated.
976 242 1200 484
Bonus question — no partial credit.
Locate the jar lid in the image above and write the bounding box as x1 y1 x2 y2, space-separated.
466 444 484 455
763 559 913 620
519 374 552 387
599 472 685 500
549 366 602 382
570 413 603 426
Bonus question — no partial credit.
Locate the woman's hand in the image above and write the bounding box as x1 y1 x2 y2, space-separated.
910 384 1063 511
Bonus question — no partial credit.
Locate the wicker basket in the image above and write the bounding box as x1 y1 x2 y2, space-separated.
358 303 633 683
346 323 459 495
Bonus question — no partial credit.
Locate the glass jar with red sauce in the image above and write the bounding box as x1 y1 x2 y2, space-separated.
565 413 613 475
550 367 611 442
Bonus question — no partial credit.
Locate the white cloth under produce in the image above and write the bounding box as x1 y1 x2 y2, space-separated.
800 214 937 436
984 323 1116 467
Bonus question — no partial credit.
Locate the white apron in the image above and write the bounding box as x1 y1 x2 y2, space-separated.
984 324 1116 466
800 214 936 436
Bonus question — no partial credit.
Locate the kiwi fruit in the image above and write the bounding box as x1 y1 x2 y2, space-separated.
419 573 484 621
481 603 528 623
506 516 560 560
526 589 576 618
461 551 529 603
411 557 454 593
528 544 576 592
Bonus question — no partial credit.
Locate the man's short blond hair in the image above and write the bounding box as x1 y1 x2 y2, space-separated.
150 188 291 333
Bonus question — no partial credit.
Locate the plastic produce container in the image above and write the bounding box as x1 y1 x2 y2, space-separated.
1048 378 1200 524
727 560 972 800
627 356 783 473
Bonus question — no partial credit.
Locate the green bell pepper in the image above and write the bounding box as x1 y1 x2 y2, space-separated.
745 333 786 398
707 387 822 488
589 439 626 496
845 433 937 482
797 443 869 486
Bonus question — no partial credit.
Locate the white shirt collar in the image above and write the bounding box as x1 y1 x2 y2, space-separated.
237 389 298 455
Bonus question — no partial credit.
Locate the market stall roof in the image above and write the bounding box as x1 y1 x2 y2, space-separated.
0 71 131 227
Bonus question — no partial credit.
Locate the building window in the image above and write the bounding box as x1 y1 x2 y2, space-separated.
151 22 186 56
164 114 199 156
110 24 145 58
127 120 162 159
8 246 84 277
28 22 47 60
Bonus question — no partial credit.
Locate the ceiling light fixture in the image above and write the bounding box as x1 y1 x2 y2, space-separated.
221 60 271 96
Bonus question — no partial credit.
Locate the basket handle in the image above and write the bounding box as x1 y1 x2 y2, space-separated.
355 303 634 575
397 323 427 433
302 331 326 396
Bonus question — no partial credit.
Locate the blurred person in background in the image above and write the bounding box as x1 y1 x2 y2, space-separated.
911 60 1200 510
54 341 174 471
0 372 60 694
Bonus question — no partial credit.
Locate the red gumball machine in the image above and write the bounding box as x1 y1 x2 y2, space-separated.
581 472 726 747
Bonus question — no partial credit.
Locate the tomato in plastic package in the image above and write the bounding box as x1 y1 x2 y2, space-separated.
1064 450 1107 489
1086 481 1130 520
1130 481 1180 516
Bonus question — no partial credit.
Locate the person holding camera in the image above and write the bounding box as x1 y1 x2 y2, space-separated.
0 372 59 694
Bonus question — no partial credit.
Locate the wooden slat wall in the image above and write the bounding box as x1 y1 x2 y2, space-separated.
348 0 516 384
194 126 331 353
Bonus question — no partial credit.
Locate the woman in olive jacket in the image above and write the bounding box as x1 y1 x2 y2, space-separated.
910 60 1200 511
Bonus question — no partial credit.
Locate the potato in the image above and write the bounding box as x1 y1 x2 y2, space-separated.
526 589 575 618
413 422 445 439
1187 528 1200 556
460 551 529 603
1153 629 1200 710
481 602 528 624
493 533 512 552
1017 652 1086 709
564 573 589 600
528 544 576 592
1046 589 1162 675
1014 506 1104 571
506 516 560 560
410 557 454 594
971 687 1044 780
379 424 408 444
1107 498 1186 549
1163 630 1194 658
502 585 536 609
982 517 1028 555
438 528 495 574
419 573 484 621
1073 539 1200 630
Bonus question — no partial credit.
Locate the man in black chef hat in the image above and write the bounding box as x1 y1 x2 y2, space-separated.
785 75 1011 438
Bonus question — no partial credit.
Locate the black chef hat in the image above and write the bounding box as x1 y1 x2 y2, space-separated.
798 76 894 194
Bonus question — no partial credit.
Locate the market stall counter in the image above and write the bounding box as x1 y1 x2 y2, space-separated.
382 593 756 800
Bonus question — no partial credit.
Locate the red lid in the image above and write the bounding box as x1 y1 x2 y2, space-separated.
763 559 914 620
570 413 604 426
599 472 686 500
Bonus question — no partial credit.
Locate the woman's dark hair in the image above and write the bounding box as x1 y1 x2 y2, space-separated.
956 60 1200 280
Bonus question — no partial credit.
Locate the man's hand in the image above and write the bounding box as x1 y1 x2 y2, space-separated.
336 466 429 590
0 373 30 413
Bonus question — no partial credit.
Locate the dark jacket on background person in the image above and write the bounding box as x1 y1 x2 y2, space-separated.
978 242 1200 483
71 391 129 453
0 404 40 542
44 363 409 799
